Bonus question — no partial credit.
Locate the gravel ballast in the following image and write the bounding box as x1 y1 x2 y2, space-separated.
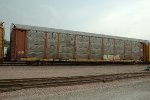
0 65 147 79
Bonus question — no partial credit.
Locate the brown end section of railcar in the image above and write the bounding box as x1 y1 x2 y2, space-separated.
140 42 146 62
0 22 4 61
145 43 150 63
10 25 28 61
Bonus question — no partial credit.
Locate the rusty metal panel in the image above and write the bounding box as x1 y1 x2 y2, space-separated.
47 32 58 59
103 38 114 55
73 34 77 59
140 43 144 58
59 33 74 59
90 37 102 59
0 22 4 60
115 39 124 60
47 32 56 58
124 40 132 60
26 30 45 58
44 33 48 58
132 41 140 60
76 35 89 59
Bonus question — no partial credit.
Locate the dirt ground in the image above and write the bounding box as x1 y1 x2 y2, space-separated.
0 65 147 79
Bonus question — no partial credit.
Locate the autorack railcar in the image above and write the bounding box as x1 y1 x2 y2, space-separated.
9 24 149 64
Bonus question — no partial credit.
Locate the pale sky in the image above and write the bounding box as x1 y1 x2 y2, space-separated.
0 0 150 40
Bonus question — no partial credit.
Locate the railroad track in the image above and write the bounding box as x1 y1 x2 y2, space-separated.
0 61 145 66
0 62 27 66
0 72 150 93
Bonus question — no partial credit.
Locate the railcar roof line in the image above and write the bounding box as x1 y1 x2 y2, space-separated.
11 23 148 43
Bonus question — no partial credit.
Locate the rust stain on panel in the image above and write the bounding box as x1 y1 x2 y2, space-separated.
143 43 147 61
148 44 150 62
140 43 144 58
113 39 116 55
88 36 91 59
101 38 104 60
141 43 145 61
44 32 48 59
73 34 77 59
131 41 132 60
57 33 60 59
124 40 132 60
124 40 125 60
